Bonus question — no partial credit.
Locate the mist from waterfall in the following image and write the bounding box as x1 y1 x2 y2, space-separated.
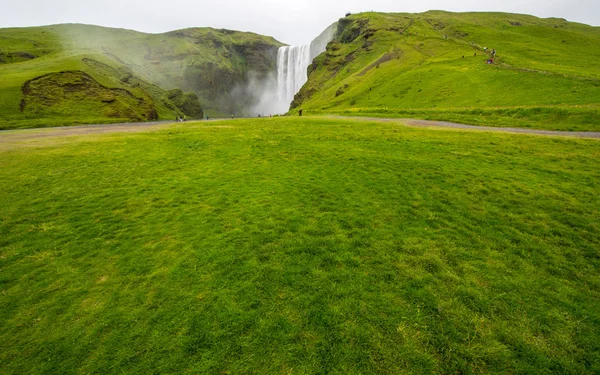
273 23 337 114
244 23 337 116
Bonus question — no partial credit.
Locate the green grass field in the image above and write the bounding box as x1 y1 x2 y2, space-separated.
1 117 599 373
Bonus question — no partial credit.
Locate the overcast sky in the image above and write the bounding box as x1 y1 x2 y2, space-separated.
4 0 599 45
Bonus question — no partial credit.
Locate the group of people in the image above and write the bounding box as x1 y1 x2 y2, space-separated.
462 47 497 63
483 47 497 64
176 112 302 120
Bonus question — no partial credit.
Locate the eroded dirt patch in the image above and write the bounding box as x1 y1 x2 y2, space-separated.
0 120 236 151
0 121 171 150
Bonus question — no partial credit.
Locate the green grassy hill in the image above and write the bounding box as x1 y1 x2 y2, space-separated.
294 12 600 131
0 24 283 129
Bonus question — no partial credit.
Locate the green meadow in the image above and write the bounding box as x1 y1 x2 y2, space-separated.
1 117 599 374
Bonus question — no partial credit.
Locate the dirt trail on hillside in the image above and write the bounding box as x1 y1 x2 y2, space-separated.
329 116 600 139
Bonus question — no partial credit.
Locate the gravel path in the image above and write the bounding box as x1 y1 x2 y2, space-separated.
0 121 177 150
1 117 598 149
330 116 600 139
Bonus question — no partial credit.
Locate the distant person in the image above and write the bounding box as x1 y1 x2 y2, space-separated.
299 109 303 116
231 114 234 119
206 115 209 120
258 114 261 118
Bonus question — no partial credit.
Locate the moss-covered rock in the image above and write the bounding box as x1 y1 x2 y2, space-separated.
21 71 158 122
337 17 370 44
163 89 203 118
0 51 37 64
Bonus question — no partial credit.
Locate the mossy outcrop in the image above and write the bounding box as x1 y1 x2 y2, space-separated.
0 51 37 64
163 89 203 118
21 71 158 122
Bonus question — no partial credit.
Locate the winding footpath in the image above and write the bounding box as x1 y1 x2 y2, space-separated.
1 117 598 151
329 116 600 139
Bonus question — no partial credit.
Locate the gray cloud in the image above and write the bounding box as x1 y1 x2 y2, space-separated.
4 0 599 45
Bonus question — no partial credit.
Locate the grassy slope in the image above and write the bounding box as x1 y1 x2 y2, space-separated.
0 24 283 129
69 25 284 115
296 12 600 131
0 25 168 128
1 117 599 373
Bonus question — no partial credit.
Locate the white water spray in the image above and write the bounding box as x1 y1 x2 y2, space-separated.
274 23 338 113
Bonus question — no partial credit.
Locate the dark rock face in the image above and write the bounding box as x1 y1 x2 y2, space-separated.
163 89 203 118
0 51 37 64
189 41 279 115
234 42 279 72
15 52 36 60
338 18 370 44
291 88 317 110
83 57 199 118
140 29 282 115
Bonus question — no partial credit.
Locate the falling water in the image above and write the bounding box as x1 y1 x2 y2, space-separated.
275 23 337 113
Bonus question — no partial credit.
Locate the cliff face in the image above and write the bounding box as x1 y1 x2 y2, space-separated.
0 24 284 128
132 28 283 116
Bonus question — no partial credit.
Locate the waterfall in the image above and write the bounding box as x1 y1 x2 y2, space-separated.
275 23 337 113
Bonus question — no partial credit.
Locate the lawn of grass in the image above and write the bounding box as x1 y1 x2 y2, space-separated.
1 117 599 374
